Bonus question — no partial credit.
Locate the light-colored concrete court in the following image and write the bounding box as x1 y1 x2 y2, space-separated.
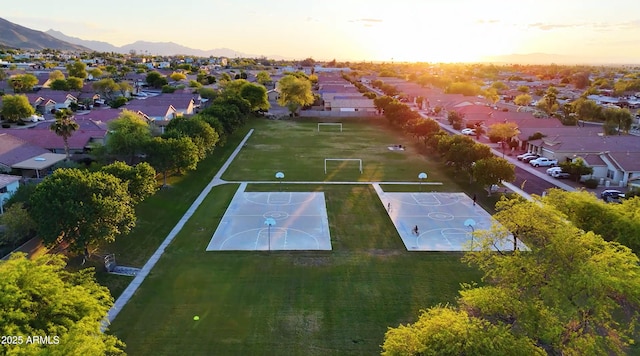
206 185 332 251
375 188 524 251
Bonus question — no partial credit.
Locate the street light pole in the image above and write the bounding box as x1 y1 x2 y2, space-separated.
464 218 476 251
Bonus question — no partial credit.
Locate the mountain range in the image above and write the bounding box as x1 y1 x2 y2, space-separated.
0 17 88 52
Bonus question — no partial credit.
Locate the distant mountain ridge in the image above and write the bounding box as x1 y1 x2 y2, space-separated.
45 29 259 58
0 17 89 52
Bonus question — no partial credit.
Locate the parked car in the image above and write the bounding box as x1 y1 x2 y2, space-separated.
600 189 625 200
461 128 476 136
546 167 563 175
529 157 558 167
552 171 571 179
517 152 536 161
522 154 541 163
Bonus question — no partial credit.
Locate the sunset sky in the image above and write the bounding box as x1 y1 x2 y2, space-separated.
5 0 640 63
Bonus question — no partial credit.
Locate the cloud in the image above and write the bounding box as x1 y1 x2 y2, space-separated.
618 19 640 30
476 19 500 25
349 18 383 25
527 22 582 31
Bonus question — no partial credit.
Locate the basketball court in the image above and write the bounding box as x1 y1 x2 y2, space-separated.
206 185 332 251
375 187 524 251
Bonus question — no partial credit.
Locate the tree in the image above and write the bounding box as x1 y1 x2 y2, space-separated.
49 69 65 82
537 86 559 115
276 74 314 115
382 305 543 355
447 110 465 129
0 202 35 248
169 72 187 82
0 94 35 122
50 108 79 160
473 156 515 195
558 157 593 182
164 116 219 159
93 78 120 101
106 110 152 164
572 98 602 122
406 118 440 146
0 253 126 355
145 71 168 88
101 161 157 204
89 67 103 79
483 88 500 105
543 189 640 252
490 81 508 91
240 82 270 112
29 169 136 253
488 122 519 157
50 79 69 91
256 71 272 86
514 93 532 106
66 61 87 79
373 95 394 114
9 73 38 93
457 197 640 355
145 137 199 186
602 107 633 134
66 77 84 90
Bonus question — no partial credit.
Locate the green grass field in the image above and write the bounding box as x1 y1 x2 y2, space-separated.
222 119 450 183
105 118 484 355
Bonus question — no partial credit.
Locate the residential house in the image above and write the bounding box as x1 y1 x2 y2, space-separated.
0 174 21 213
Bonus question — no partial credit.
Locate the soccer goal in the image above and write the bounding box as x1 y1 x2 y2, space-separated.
317 122 343 132
324 158 362 174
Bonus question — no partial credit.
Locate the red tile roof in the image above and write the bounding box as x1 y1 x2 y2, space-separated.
0 133 50 167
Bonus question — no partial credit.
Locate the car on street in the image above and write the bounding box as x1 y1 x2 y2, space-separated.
461 128 476 136
551 171 570 179
522 154 541 162
529 157 558 167
546 167 563 175
600 189 625 200
517 152 536 160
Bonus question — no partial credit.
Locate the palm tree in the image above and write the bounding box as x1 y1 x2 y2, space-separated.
50 108 79 160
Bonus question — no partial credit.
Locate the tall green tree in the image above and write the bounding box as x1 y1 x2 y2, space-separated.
256 71 272 85
536 86 559 115
602 107 633 134
9 73 38 93
48 69 65 82
0 94 35 122
145 71 168 88
100 161 157 204
0 202 35 248
164 116 219 159
473 156 515 196
50 108 79 160
240 82 270 112
66 61 87 79
145 137 199 186
382 305 544 355
0 253 125 355
92 78 121 101
29 168 136 253
106 110 152 164
276 74 314 115
67 77 84 90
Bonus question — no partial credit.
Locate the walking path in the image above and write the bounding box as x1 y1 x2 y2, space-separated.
103 129 254 329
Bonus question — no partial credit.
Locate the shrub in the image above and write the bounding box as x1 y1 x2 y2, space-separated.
582 178 599 189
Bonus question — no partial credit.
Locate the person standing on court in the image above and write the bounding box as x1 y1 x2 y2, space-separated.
472 194 477 206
